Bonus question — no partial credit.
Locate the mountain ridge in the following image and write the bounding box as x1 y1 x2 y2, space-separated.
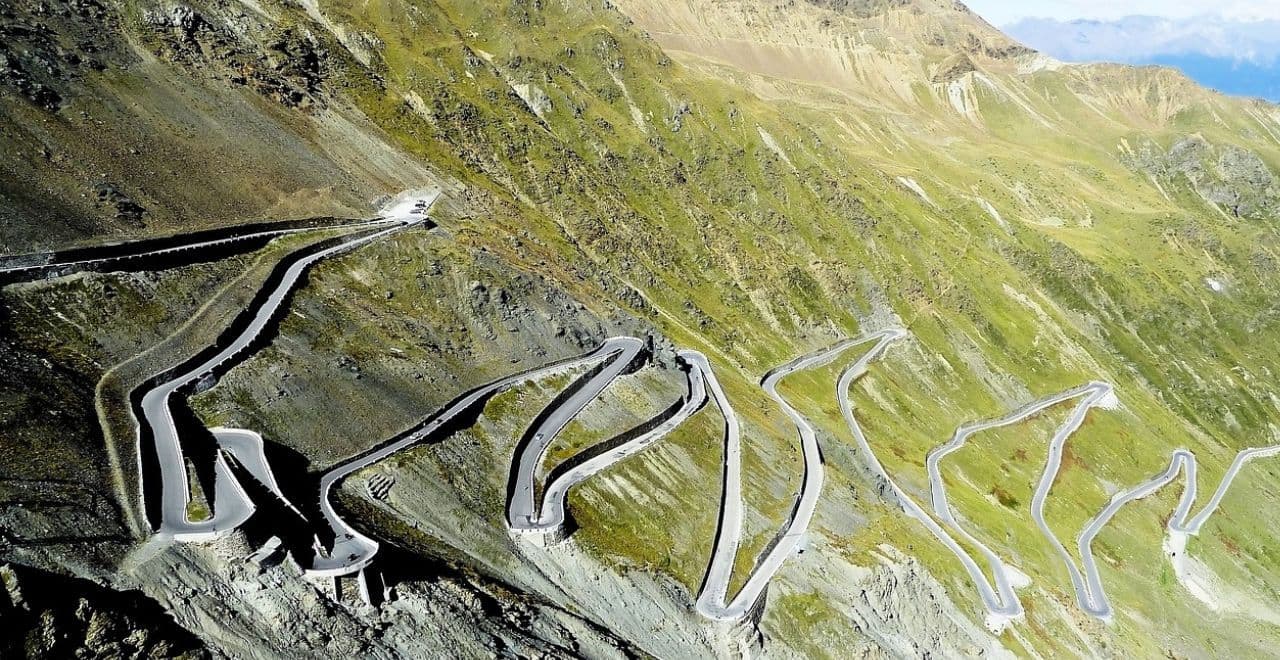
1002 13 1280 101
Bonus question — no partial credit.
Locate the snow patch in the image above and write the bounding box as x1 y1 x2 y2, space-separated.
1018 53 1064 74
976 197 1010 231
1004 564 1032 590
1205 277 1226 293
757 126 795 170
897 177 936 207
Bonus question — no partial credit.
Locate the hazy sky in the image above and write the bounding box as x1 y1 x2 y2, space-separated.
963 0 1280 25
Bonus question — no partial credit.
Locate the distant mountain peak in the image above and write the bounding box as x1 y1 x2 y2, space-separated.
1004 14 1280 100
1005 14 1280 64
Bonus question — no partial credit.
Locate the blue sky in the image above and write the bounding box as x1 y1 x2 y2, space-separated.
965 1 1280 100
963 0 1280 26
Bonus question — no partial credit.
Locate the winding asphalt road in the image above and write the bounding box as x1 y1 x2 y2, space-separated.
922 379 1280 622
212 428 307 520
697 329 904 621
835 328 1036 631
27 182 1273 628
311 336 641 576
514 354 709 535
118 204 1278 633
685 349 746 620
1073 444 1280 619
1024 383 1120 619
319 327 902 620
0 217 402 280
922 381 1116 625
140 192 438 542
507 337 645 531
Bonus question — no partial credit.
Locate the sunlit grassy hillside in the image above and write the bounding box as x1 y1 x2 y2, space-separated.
7 0 1280 655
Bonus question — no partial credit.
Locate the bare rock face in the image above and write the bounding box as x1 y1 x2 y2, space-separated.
1125 135 1280 219
93 182 148 225
141 3 332 109
512 83 554 119
0 562 208 659
802 0 912 19
931 52 977 83
365 473 395 502
843 549 1008 658
765 545 1009 659
0 0 114 112
121 535 641 659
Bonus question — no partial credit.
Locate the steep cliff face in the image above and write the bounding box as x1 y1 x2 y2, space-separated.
1123 134 1280 220
608 0 1029 104
0 563 208 658
0 0 444 251
6 0 1280 657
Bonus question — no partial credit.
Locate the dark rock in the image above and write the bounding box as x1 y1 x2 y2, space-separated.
0 563 208 659
91 182 146 223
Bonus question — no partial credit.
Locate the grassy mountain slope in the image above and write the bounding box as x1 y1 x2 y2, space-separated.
5 0 1280 656
0 0 446 251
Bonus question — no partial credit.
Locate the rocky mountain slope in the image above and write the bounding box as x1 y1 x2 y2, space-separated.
5 0 1280 657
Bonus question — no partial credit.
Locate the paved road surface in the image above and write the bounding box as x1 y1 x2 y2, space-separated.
213 427 306 519
922 381 1114 626
318 328 902 622
1023 383 1119 619
140 192 437 542
835 328 1032 632
0 217 401 280
1073 443 1280 619
507 337 644 530
514 353 708 533
696 329 904 621
310 336 639 577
